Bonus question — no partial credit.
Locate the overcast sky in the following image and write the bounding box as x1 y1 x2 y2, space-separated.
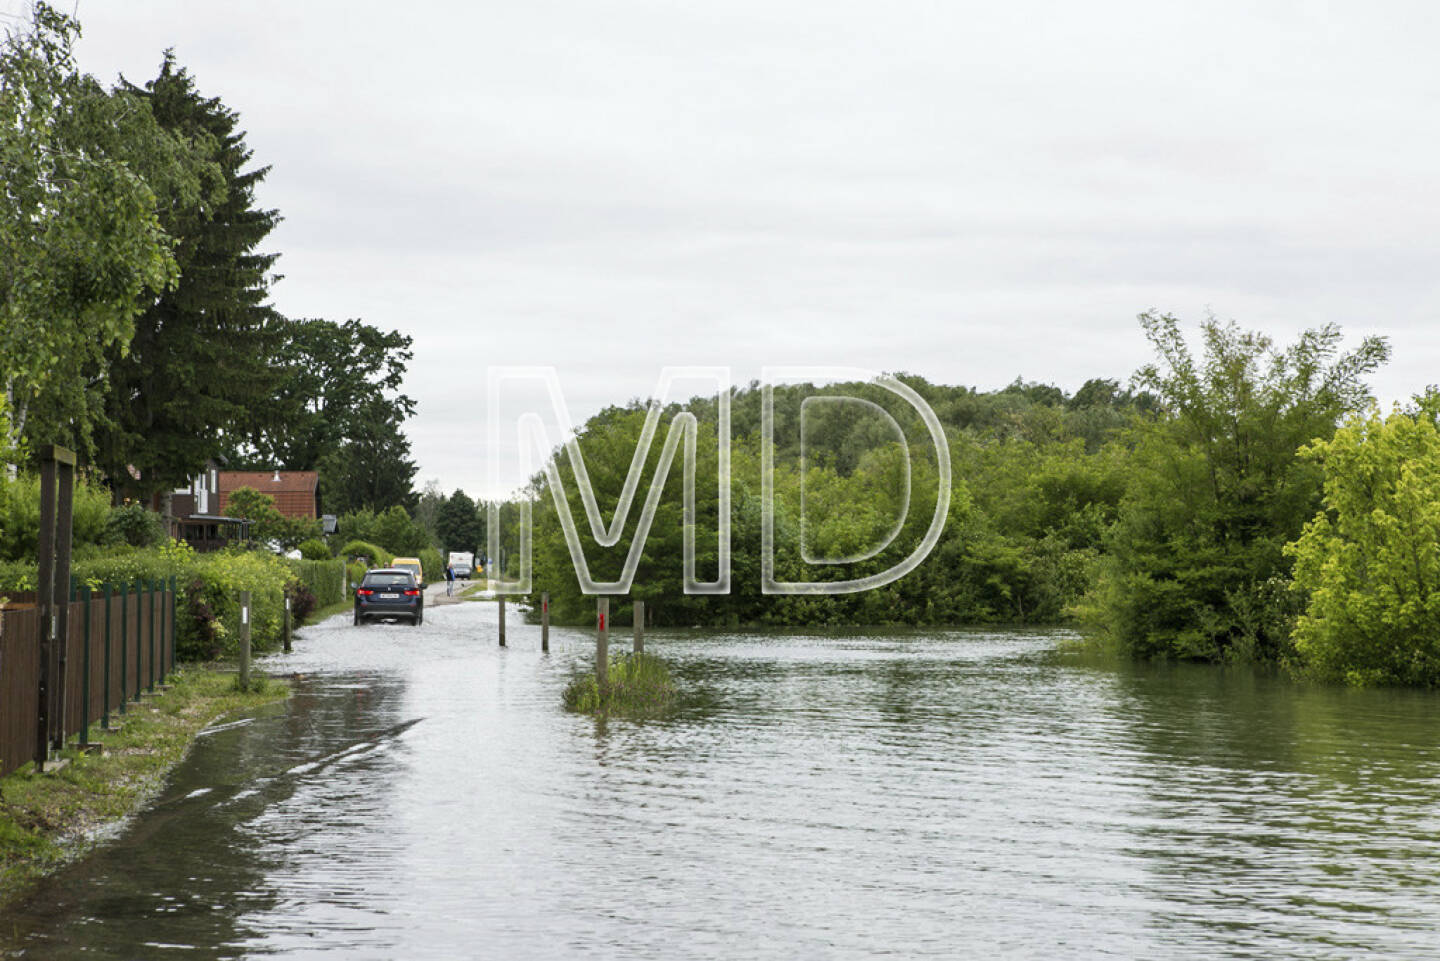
58 1 1440 497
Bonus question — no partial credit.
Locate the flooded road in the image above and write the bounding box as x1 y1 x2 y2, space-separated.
4 598 1440 959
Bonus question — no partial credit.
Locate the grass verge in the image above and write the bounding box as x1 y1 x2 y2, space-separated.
0 665 289 908
563 652 677 718
302 597 352 626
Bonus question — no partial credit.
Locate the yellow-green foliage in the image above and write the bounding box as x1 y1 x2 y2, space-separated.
201 550 292 654
1288 405 1440 686
71 541 296 658
0 472 111 562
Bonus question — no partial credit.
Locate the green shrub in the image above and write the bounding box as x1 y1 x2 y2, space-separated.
0 473 110 561
338 539 391 567
72 538 198 588
286 579 318 623
0 559 35 594
102 503 165 548
298 538 332 561
195 550 292 656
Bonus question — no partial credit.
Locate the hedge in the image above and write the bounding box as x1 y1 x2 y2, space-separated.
419 547 443 583
286 557 345 607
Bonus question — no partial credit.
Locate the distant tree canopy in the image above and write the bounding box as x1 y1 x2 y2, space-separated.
227 318 418 514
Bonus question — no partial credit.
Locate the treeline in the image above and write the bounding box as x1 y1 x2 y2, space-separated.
519 315 1440 686
0 5 415 513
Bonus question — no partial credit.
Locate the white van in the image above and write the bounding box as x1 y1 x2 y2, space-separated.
447 551 475 579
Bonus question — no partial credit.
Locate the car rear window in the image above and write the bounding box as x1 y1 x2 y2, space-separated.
363 573 414 588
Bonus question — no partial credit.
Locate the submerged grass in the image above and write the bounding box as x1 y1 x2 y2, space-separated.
0 666 288 909
563 652 678 718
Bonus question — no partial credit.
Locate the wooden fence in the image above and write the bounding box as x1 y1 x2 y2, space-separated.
0 579 176 777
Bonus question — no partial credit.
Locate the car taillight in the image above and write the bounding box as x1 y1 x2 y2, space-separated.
357 589 374 596
403 589 420 596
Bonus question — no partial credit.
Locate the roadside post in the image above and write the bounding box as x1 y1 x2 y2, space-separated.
239 591 252 691
499 596 506 647
283 596 292 653
541 593 549 652
34 444 76 770
633 600 645 654
596 597 609 696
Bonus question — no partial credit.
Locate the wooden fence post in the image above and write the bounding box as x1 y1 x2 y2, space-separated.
51 470 74 752
239 590 251 691
541 592 549 652
118 581 129 714
148 580 157 693
79 585 92 748
633 599 644 654
34 445 75 769
169 575 177 677
102 583 113 730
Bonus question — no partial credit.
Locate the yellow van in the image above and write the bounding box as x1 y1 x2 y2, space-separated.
391 556 425 588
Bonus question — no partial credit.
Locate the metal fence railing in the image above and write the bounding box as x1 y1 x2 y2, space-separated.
0 578 177 777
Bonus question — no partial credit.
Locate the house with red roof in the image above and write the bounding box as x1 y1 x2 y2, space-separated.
217 470 321 520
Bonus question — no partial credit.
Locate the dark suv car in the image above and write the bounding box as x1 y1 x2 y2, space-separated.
354 569 424 626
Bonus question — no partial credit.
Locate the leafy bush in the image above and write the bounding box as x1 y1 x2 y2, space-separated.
102 502 166 548
0 472 111 561
72 538 198 588
298 538 332 561
338 539 391 567
193 550 292 657
286 578 318 623
0 559 35 593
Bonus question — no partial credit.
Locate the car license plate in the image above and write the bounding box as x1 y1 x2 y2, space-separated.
380 592 399 599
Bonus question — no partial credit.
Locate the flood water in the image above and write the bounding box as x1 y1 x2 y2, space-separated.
3 598 1440 959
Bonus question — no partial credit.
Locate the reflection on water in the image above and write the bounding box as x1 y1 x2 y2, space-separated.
3 604 1439 959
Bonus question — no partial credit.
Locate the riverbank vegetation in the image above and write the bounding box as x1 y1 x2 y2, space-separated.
517 315 1440 687
0 665 288 908
562 653 677 717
